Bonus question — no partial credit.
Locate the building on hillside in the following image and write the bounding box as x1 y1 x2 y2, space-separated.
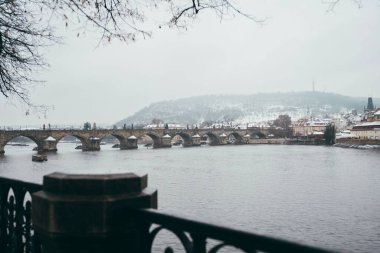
351 108 380 140
292 118 331 137
351 121 380 140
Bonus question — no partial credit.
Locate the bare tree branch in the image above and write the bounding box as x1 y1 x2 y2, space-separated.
0 0 259 103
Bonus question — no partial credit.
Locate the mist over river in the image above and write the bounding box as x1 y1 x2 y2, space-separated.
1 144 380 252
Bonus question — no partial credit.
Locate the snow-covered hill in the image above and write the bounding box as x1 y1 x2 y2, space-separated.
115 92 371 126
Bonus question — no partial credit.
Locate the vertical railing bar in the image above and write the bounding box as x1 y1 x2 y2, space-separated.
191 233 206 253
136 221 151 253
0 184 8 251
14 188 25 253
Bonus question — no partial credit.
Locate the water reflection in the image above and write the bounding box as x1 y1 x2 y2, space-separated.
1 144 380 252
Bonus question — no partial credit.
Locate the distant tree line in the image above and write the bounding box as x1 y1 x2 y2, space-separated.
324 123 336 145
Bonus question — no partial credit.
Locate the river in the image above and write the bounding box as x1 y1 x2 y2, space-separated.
1 143 380 252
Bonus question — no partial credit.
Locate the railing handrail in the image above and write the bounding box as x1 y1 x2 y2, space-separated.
0 177 337 253
128 208 336 253
0 177 42 192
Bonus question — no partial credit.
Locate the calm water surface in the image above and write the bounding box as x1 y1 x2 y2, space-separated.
1 144 380 252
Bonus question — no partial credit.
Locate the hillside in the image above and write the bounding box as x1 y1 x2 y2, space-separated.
115 92 372 126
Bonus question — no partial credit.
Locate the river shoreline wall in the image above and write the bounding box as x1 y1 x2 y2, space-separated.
335 138 380 145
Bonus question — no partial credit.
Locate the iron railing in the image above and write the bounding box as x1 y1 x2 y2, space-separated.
129 208 335 253
0 177 335 253
0 177 42 253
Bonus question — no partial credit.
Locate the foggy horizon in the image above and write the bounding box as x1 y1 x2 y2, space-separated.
1 1 379 125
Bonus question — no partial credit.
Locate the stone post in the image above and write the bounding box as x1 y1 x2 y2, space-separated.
32 172 157 253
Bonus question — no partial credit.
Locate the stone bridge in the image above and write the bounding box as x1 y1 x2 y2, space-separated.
0 127 269 154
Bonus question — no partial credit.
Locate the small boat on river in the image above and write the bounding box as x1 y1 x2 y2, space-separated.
32 154 47 162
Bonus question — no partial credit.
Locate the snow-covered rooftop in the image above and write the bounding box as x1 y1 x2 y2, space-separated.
128 135 137 140
354 121 380 127
45 136 56 141
163 134 171 138
192 134 200 138
89 137 100 140
219 133 227 137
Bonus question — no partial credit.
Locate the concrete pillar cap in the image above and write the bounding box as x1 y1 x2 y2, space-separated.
43 172 148 195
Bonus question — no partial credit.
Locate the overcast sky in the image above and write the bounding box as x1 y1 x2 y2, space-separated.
1 0 380 126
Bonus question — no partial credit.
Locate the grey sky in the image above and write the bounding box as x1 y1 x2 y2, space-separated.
1 0 380 126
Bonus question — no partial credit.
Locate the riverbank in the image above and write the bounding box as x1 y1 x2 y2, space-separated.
249 139 286 144
334 138 380 149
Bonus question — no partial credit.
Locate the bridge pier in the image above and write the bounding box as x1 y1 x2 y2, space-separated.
191 134 201 146
40 137 58 152
218 133 228 145
120 135 138 150
243 134 250 144
182 134 201 147
0 136 5 154
182 139 193 147
82 137 101 151
153 134 172 148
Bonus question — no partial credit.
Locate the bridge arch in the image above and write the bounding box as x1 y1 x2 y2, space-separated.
55 134 87 146
1 134 42 154
249 131 266 139
54 134 86 152
203 132 220 146
138 133 161 148
173 132 191 143
171 132 192 147
4 134 41 146
227 132 244 144
98 133 124 145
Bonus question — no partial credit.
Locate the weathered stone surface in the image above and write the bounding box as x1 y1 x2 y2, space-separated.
32 172 157 253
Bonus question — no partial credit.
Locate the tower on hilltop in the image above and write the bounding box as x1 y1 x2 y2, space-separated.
367 97 374 111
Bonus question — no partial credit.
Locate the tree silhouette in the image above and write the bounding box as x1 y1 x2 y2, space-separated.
273 115 291 129
83 122 91 130
324 123 336 145
0 0 256 103
273 115 292 138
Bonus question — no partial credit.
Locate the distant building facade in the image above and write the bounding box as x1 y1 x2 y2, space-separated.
292 118 330 137
351 109 380 140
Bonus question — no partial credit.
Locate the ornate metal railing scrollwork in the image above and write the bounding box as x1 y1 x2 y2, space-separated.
129 208 336 253
0 176 336 253
0 177 42 253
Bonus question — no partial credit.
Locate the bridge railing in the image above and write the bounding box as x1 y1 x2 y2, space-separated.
0 175 335 253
